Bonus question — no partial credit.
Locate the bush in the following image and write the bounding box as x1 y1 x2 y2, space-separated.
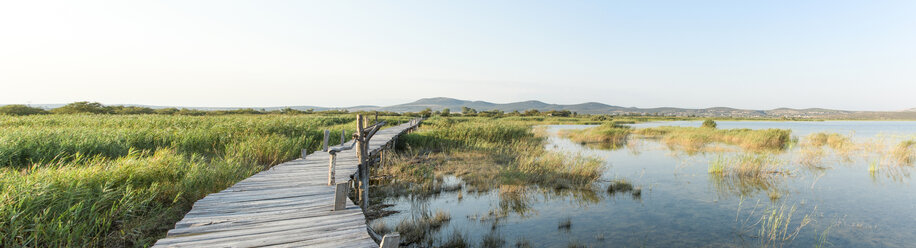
0 105 47 116
50 102 109 114
702 119 717 128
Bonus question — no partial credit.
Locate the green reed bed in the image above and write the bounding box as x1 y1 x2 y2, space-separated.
0 114 413 247
558 123 630 148
382 117 604 191
633 126 793 152
0 115 358 168
0 149 256 247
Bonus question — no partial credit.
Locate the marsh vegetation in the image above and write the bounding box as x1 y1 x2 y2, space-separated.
3 110 914 248
0 114 413 247
374 120 916 247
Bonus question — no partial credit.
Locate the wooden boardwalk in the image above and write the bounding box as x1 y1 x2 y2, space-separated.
154 120 420 248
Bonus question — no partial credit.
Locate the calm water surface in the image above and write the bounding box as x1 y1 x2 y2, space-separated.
375 121 916 247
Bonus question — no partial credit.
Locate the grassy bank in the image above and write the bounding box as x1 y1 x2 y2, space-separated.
0 114 411 247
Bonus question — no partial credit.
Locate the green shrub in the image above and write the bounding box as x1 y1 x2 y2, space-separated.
702 119 717 128
0 105 47 116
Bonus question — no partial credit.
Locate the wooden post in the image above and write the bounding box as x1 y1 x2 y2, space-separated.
328 153 336 185
333 182 348 211
340 130 346 145
355 115 367 209
301 149 308 159
379 233 400 248
322 130 330 152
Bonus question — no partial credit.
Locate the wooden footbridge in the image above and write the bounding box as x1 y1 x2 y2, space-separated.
154 115 420 247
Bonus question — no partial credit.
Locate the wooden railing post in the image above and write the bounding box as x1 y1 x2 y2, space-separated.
333 182 348 211
379 233 400 248
355 115 367 209
322 130 330 152
379 233 399 248
328 153 336 185
340 130 346 145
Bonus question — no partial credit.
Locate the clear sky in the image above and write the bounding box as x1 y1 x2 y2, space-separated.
1 1 914 111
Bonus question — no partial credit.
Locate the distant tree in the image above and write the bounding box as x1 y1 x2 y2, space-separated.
478 109 504 117
523 109 540 116
545 110 571 117
224 108 264 115
155 108 179 115
276 107 306 114
108 106 155 115
461 106 477 116
702 119 717 128
591 115 612 121
176 108 207 116
440 108 450 117
418 108 432 117
51 102 109 114
0 105 47 115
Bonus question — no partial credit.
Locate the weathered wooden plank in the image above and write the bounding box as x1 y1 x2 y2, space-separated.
154 120 422 248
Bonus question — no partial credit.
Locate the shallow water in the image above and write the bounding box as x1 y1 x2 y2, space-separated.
374 121 916 247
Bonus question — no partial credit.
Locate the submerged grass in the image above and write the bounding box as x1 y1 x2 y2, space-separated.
892 140 916 165
393 209 453 245
801 132 856 159
709 153 784 178
737 200 815 248
708 153 786 199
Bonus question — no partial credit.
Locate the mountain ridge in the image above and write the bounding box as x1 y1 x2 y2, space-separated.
5 98 915 119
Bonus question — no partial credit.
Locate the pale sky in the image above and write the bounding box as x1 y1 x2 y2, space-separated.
1 1 914 110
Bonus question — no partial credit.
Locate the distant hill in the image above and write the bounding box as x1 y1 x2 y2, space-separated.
5 98 916 119
373 97 916 119
377 97 627 114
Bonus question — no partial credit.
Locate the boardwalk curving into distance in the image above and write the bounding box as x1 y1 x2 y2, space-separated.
154 117 421 247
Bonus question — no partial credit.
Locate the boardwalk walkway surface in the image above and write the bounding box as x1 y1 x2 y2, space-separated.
154 120 420 247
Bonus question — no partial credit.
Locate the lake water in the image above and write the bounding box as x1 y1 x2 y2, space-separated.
374 121 916 247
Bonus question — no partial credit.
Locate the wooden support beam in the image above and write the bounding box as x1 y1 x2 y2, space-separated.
333 183 348 211
379 233 399 248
